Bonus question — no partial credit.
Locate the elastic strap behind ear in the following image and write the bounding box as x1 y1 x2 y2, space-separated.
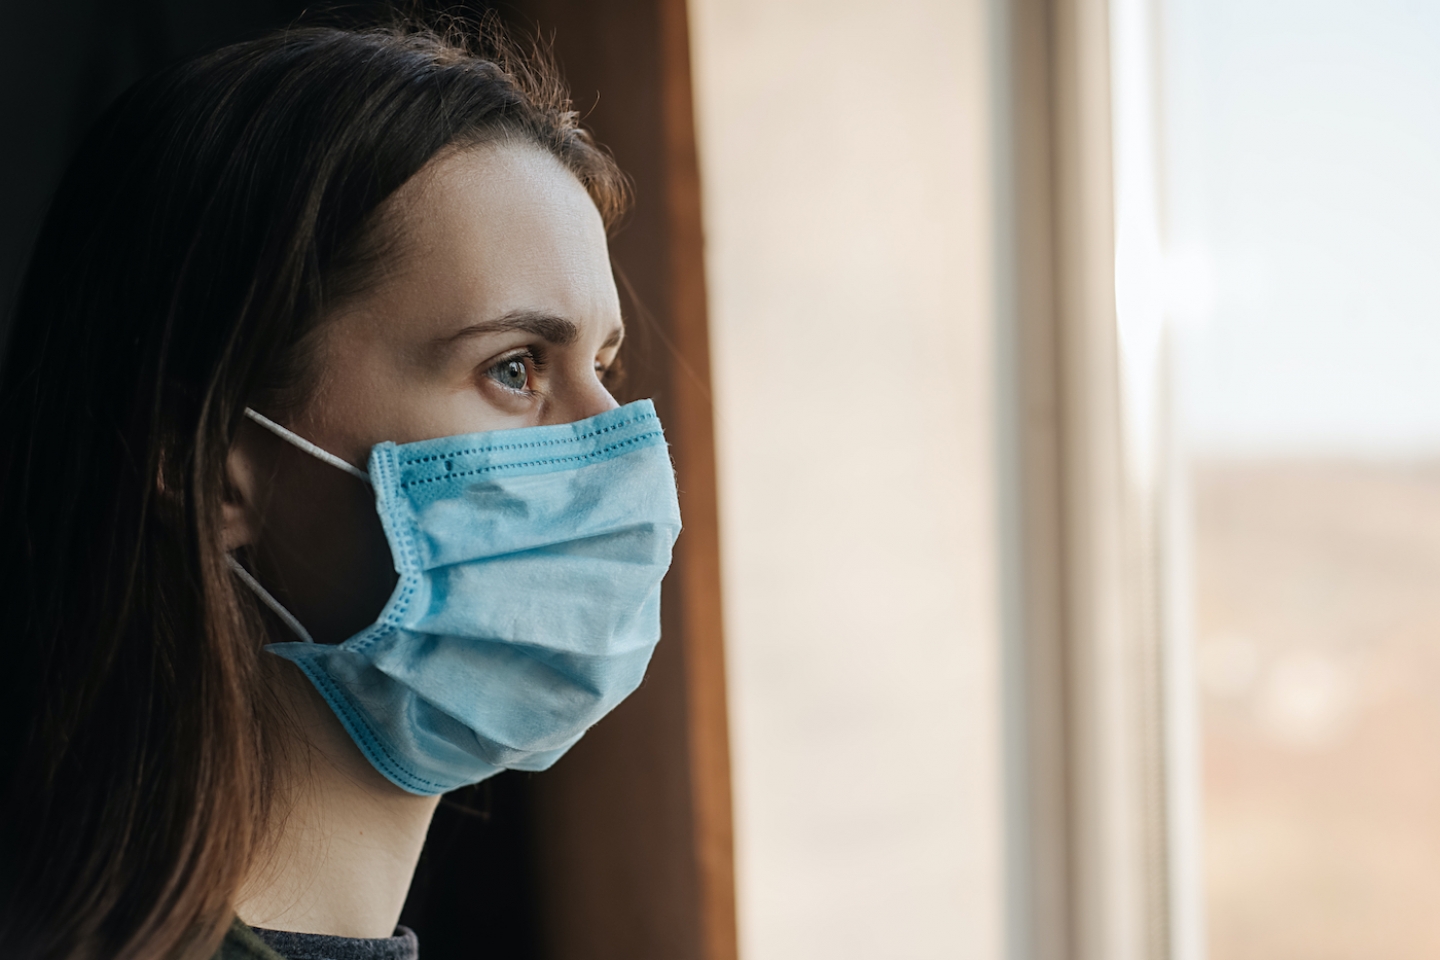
225 554 316 644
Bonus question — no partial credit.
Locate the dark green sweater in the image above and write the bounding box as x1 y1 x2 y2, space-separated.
213 922 285 960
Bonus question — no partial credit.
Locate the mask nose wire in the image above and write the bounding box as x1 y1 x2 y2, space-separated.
242 407 372 484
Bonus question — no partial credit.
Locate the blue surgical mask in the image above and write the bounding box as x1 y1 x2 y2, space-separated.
228 400 682 795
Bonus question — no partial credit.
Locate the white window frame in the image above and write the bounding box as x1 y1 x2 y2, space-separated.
990 0 1202 958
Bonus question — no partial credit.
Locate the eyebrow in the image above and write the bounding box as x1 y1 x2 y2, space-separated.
441 309 624 348
443 310 580 345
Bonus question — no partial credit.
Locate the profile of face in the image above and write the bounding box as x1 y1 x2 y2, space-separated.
225 143 624 648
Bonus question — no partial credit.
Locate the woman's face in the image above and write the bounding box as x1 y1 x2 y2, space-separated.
228 143 623 644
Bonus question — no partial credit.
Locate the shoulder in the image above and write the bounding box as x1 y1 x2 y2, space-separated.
212 919 287 960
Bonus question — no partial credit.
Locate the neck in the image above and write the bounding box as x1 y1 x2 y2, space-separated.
235 662 440 938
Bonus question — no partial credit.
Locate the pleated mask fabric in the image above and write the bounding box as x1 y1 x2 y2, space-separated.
236 400 681 795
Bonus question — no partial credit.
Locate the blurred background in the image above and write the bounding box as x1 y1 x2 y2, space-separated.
1164 1 1440 957
4 1 1439 959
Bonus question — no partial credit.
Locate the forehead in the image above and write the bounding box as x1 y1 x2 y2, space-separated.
374 142 619 325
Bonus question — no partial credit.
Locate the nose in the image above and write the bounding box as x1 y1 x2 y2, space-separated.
553 366 620 425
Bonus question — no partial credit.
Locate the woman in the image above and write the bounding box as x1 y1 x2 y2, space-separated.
0 22 680 960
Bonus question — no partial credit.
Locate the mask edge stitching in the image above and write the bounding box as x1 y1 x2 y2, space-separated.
400 430 663 489
298 654 455 794
396 411 657 466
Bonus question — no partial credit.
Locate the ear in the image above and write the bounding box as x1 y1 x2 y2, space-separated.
223 421 266 551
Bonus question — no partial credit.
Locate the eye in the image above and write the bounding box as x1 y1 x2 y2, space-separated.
487 354 531 392
596 352 625 389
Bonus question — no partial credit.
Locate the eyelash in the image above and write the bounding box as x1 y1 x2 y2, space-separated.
596 354 622 386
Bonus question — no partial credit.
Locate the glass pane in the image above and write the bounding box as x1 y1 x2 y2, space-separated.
1162 2 1440 957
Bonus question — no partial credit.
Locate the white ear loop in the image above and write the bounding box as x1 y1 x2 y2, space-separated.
231 406 371 644
243 407 371 485
225 554 316 644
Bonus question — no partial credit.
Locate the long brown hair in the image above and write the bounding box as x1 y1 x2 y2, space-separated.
0 21 627 960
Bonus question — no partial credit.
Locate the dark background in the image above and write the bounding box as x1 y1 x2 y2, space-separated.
0 0 506 340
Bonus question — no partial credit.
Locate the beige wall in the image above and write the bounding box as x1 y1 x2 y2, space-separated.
686 2 1005 957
